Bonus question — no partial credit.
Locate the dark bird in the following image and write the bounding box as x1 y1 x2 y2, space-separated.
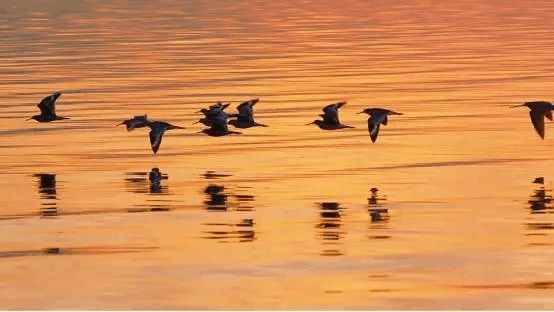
146 121 185 154
195 102 237 126
228 98 268 128
197 102 232 117
510 101 554 139
117 114 149 131
27 92 69 122
199 116 241 137
358 108 403 143
307 101 354 130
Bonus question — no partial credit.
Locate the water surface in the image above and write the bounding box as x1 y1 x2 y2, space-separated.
1 0 554 309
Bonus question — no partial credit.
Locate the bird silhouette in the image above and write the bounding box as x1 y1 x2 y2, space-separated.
27 92 69 122
199 115 241 137
228 98 268 128
146 121 185 154
117 114 149 131
511 101 554 139
308 101 354 130
195 102 237 126
358 108 403 143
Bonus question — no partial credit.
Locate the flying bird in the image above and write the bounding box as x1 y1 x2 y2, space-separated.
117 114 149 131
358 108 403 143
27 92 69 122
228 98 268 128
510 101 554 139
195 102 237 126
146 121 185 154
307 101 354 130
199 116 241 137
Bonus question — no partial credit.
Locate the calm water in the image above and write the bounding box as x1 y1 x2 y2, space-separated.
1 0 554 309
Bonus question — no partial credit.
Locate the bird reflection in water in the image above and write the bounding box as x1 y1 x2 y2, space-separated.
367 187 391 240
33 173 59 217
316 202 346 256
201 171 255 212
202 218 256 243
204 184 228 211
528 177 552 214
201 171 256 242
525 177 553 246
124 168 171 212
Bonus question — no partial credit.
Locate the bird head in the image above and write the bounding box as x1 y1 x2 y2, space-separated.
357 108 373 115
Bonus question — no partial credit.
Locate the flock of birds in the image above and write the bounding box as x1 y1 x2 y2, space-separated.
27 91 554 154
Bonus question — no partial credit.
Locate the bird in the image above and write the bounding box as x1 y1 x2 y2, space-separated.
199 116 241 137
146 121 185 154
307 101 354 130
358 108 403 143
510 101 554 139
195 102 237 126
197 102 232 117
228 98 268 128
117 114 149 131
27 92 69 122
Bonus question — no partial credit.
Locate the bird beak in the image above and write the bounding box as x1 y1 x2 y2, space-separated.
116 122 124 126
509 104 525 108
25 117 33 121
192 121 200 124
306 121 315 125
356 111 365 114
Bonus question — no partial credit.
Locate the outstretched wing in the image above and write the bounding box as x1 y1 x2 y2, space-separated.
37 92 61 117
237 103 254 119
237 99 259 120
149 128 165 154
321 102 345 126
529 110 546 139
545 110 553 121
210 116 229 132
368 112 387 143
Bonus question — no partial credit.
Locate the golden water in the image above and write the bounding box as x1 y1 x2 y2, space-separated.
0 0 553 309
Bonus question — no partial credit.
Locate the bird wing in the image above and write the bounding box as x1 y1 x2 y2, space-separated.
382 115 388 126
237 102 254 119
368 113 387 143
321 103 345 126
37 92 61 117
149 128 165 154
322 102 345 115
545 109 553 121
529 110 545 139
210 116 229 132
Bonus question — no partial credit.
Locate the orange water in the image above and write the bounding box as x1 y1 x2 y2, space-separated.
0 0 553 309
